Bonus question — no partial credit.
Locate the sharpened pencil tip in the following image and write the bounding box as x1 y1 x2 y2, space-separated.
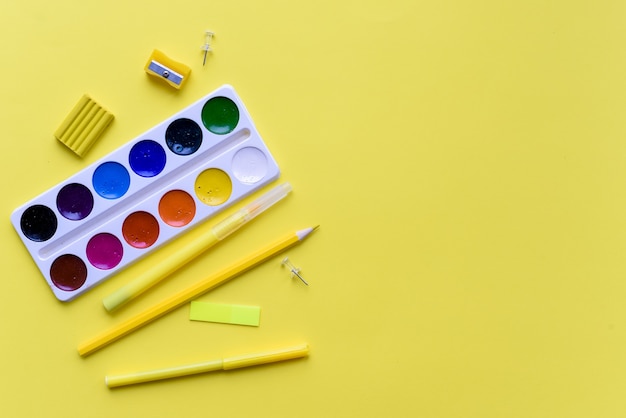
296 225 320 241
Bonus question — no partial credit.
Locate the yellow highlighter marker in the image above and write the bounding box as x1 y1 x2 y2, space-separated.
106 343 309 388
103 183 292 312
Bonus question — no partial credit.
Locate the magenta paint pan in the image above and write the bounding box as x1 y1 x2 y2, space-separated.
10 85 280 301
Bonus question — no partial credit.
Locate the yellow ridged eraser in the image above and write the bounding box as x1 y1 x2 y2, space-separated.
189 301 261 326
54 94 114 157
144 49 191 89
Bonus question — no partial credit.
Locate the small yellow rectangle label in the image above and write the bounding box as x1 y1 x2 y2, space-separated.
189 301 261 326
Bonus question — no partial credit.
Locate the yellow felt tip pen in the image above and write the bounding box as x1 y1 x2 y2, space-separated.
102 182 292 312
105 343 309 388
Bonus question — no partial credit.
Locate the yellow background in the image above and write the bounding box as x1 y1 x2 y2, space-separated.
2 0 626 416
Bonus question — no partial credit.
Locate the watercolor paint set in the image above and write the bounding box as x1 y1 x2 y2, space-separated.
11 85 280 302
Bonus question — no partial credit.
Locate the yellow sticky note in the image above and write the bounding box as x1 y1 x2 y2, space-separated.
189 302 260 326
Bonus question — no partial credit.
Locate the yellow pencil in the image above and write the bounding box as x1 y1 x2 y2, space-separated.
103 183 292 312
78 226 319 357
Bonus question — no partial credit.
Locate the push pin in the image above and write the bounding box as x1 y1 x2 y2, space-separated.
282 257 309 286
201 30 215 66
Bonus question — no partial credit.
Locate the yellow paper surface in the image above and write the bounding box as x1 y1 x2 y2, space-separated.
2 1 626 417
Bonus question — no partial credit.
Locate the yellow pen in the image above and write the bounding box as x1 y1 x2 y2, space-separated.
103 182 292 312
105 343 309 388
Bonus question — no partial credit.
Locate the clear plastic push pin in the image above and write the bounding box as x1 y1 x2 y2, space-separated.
201 30 215 66
282 257 309 286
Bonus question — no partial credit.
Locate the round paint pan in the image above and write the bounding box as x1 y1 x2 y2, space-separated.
86 233 124 270
129 140 167 178
122 211 160 249
50 254 88 291
194 168 232 206
231 147 269 184
165 118 203 156
158 190 196 227
20 205 57 242
201 97 239 135
92 162 131 199
56 183 94 221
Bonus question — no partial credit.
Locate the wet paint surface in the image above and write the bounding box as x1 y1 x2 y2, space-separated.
165 118 203 156
129 140 166 177
232 147 268 184
56 183 94 221
92 162 131 199
122 211 160 248
86 233 124 269
201 96 239 135
20 205 57 242
194 168 232 206
50 254 87 291
159 190 196 227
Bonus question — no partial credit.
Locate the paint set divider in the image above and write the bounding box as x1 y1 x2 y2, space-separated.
11 85 281 302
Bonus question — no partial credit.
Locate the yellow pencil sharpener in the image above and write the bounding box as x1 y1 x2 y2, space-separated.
144 49 191 90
